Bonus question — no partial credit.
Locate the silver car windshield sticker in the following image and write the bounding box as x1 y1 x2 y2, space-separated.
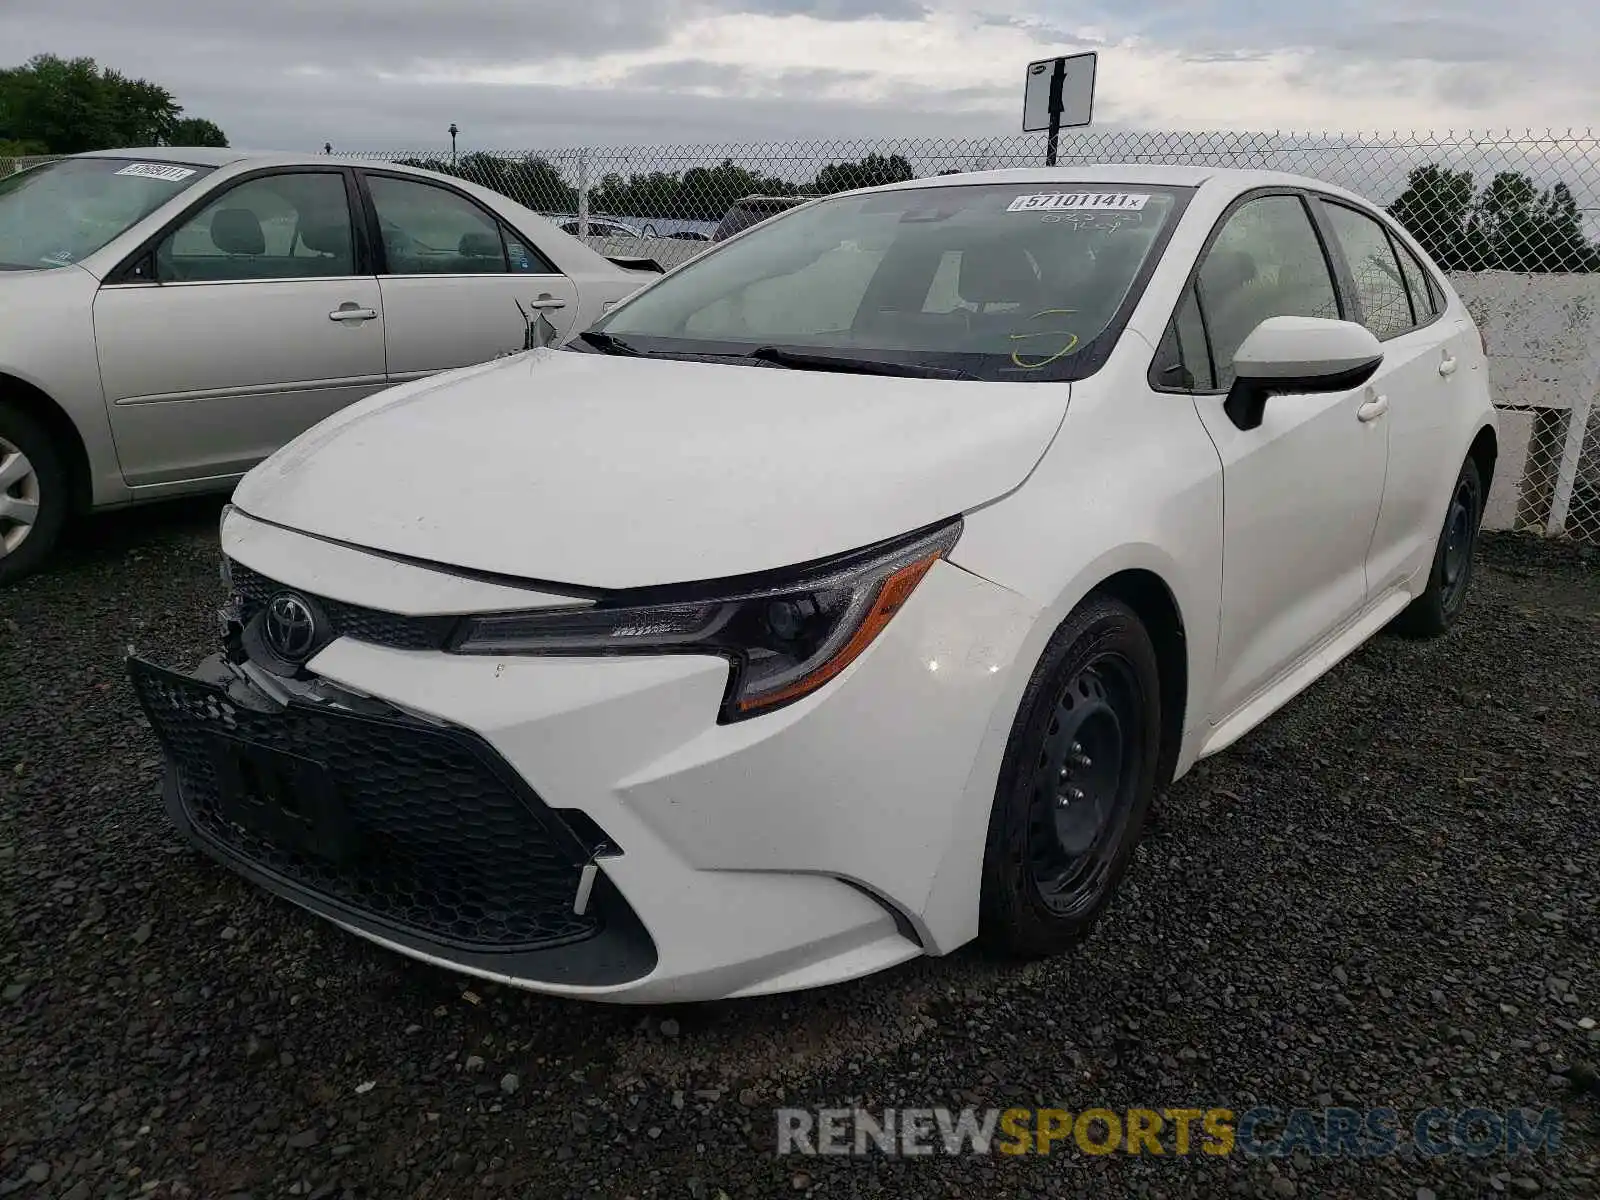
1006 192 1150 213
114 163 197 182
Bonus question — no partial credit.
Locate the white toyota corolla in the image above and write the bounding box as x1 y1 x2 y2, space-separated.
129 165 1497 1003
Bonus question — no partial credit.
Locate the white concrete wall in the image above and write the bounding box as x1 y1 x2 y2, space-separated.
1452 271 1600 534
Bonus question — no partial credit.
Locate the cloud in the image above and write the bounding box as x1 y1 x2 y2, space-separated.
0 0 693 69
0 0 1595 158
738 0 931 18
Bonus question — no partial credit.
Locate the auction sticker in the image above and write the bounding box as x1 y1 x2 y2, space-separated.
114 163 197 182
1007 192 1149 213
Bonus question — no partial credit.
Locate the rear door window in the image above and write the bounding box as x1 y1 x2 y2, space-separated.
1320 200 1417 339
366 174 556 275
1393 237 1440 322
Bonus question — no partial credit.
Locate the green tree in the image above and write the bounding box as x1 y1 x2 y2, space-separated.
165 116 228 148
1475 173 1595 271
1532 182 1598 272
0 53 229 154
1390 162 1598 273
0 136 48 157
462 153 578 212
813 152 914 195
394 152 578 212
589 160 798 222
1388 164 1478 270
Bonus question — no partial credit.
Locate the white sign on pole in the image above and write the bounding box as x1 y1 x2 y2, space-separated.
1022 51 1097 133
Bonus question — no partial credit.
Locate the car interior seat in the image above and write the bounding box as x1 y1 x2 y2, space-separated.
210 208 266 258
957 242 1044 315
296 219 354 273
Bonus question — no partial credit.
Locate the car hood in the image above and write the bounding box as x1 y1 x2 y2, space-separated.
233 349 1069 590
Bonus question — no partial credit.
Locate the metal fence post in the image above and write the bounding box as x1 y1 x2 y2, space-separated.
577 148 590 238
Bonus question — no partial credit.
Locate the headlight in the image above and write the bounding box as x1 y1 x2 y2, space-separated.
451 519 962 721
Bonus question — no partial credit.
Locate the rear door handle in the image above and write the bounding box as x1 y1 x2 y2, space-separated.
1438 355 1458 377
329 305 378 322
525 297 567 310
1357 394 1390 422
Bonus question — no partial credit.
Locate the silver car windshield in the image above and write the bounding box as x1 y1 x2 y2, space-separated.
592 182 1187 382
0 157 215 271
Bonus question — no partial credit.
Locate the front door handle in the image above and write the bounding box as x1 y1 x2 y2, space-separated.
1438 354 1458 377
329 304 378 323
1357 393 1390 422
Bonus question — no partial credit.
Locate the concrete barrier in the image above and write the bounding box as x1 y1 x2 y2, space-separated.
1452 272 1600 536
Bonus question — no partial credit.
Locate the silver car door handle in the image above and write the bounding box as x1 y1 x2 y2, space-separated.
1438 355 1458 377
329 306 378 322
525 298 567 310
1357 394 1390 422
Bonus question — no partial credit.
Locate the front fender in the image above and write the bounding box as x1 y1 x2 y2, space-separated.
0 267 128 508
920 347 1226 952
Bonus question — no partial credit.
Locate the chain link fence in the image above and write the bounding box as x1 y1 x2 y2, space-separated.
6 131 1600 542
0 153 61 176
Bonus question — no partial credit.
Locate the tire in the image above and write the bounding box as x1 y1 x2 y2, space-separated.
0 400 68 587
979 594 1163 958
1390 456 1484 639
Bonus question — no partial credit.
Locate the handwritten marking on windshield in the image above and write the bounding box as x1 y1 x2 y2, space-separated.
1008 309 1082 370
1041 213 1137 232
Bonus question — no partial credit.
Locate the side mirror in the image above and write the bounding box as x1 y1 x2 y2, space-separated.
1224 316 1383 431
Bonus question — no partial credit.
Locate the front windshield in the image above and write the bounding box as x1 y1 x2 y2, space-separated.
0 157 215 271
594 182 1188 381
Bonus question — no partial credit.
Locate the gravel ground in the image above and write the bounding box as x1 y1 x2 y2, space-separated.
2 500 1599 1200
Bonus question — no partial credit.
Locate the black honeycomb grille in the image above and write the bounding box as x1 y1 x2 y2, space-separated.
130 658 599 951
228 561 459 652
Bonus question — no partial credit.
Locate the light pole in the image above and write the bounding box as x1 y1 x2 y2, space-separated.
448 123 459 169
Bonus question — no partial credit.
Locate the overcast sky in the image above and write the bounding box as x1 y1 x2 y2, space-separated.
2 0 1596 153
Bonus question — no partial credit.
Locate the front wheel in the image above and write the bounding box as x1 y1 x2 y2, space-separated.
979 595 1163 958
1391 456 1484 639
0 400 68 587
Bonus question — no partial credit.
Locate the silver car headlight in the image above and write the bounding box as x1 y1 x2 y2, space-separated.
451 519 962 721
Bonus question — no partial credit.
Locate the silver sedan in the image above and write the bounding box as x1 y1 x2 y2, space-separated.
0 148 658 583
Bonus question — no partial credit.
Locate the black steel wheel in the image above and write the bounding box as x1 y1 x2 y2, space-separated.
981 594 1163 958
1439 464 1483 618
1392 455 1484 638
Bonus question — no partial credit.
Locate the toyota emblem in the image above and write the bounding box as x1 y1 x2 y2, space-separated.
263 592 320 662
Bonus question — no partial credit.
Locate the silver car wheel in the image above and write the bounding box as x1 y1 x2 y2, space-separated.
0 435 42 558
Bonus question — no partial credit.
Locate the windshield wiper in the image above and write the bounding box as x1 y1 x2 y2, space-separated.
747 346 977 380
577 329 643 356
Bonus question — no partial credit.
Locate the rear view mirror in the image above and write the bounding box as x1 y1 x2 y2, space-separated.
1225 316 1383 431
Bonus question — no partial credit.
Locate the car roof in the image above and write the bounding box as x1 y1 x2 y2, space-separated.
70 147 437 173
68 147 526 195
869 164 1373 205
73 146 256 167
